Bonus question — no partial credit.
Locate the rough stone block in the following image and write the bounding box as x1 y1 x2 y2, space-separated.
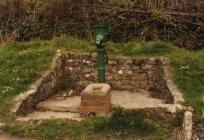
80 83 111 116
182 111 192 140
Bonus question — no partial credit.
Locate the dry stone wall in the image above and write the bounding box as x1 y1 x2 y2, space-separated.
61 52 182 104
12 51 184 115
63 53 158 90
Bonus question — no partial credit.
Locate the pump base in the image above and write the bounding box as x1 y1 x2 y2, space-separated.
80 83 111 116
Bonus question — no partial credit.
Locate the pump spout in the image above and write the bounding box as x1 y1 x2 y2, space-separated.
96 34 103 45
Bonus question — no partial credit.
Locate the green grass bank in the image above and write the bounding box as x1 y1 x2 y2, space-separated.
0 37 203 139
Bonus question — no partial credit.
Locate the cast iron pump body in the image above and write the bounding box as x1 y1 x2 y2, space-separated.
95 25 108 83
66 25 108 96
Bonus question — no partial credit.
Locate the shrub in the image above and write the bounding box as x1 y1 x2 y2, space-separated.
0 0 203 50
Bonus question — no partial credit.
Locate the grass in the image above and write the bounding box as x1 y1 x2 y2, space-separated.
1 108 171 140
0 36 204 139
0 41 56 120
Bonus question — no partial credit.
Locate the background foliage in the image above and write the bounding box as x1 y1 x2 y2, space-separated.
0 0 203 49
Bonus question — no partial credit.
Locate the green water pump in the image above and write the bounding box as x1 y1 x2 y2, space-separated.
95 25 108 83
67 25 108 96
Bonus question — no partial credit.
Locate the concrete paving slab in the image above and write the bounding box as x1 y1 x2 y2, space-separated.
111 90 165 109
111 90 184 113
36 96 81 113
37 90 168 113
16 111 82 122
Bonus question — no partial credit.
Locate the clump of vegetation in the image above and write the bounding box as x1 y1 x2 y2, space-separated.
94 108 155 136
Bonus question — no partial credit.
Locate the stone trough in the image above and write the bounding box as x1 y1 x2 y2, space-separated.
12 51 185 121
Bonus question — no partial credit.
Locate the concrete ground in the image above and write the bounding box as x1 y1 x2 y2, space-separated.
111 90 164 109
36 96 80 113
36 90 165 112
16 90 184 122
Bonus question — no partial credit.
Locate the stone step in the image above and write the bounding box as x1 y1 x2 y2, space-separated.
16 111 82 122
